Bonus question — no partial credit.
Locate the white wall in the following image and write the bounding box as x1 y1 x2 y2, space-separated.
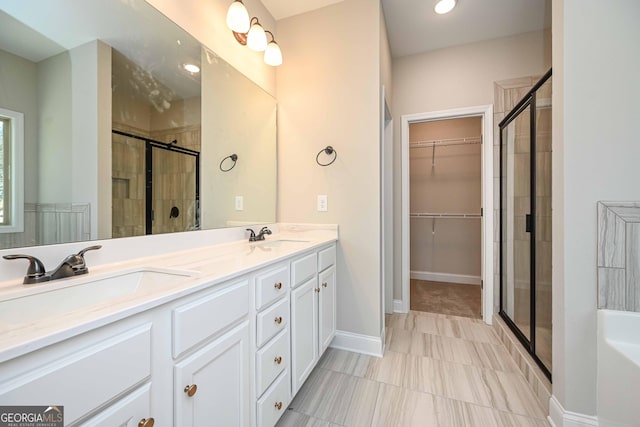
551 0 640 419
276 0 384 339
145 0 277 96
392 30 551 300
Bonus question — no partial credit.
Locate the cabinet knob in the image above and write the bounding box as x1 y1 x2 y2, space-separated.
184 384 198 397
275 402 283 411
322 282 328 288
274 282 282 290
138 418 154 427
274 356 283 364
315 288 320 293
274 316 283 324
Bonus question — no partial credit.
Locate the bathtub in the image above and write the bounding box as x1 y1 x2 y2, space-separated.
597 309 640 427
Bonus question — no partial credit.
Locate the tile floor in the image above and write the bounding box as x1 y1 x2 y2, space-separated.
276 311 549 427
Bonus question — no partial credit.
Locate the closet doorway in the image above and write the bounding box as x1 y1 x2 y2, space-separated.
409 117 482 318
401 105 494 324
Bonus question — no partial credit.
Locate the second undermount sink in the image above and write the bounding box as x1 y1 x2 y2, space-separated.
254 239 311 249
0 267 196 326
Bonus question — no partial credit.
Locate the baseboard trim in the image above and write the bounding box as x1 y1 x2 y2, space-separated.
393 299 405 313
330 330 383 357
548 395 599 427
410 270 481 285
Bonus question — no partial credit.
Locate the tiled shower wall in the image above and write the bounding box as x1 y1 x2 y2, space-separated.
597 201 640 311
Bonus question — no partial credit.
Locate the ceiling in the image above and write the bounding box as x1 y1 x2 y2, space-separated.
261 0 551 58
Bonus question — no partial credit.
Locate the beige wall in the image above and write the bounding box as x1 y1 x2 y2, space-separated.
392 30 551 301
0 49 38 205
409 117 481 278
277 0 384 338
145 0 277 96
552 0 640 418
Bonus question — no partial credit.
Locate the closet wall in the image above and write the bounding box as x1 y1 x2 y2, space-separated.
409 117 482 284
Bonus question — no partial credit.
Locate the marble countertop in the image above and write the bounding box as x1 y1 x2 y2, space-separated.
0 225 338 363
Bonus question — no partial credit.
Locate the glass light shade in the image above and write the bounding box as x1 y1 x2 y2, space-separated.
246 22 267 51
264 41 282 66
434 0 456 14
226 1 250 33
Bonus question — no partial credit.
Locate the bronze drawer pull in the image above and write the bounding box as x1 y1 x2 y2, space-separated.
322 282 328 288
275 316 283 324
274 282 282 290
275 402 283 410
274 356 283 364
138 418 154 427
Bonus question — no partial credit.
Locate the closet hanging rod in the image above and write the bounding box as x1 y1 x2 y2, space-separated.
410 212 482 219
409 136 482 149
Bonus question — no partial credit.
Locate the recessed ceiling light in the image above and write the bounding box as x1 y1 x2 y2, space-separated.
183 63 200 73
434 0 456 14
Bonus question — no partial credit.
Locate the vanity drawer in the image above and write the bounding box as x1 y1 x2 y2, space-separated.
257 370 290 427
173 279 249 358
291 253 317 288
0 324 151 426
318 245 336 272
256 296 289 348
255 329 289 397
255 265 289 310
78 383 151 427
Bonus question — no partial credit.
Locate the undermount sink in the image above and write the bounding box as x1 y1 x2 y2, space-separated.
254 239 311 248
0 267 196 326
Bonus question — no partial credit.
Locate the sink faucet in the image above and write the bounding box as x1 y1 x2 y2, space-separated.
3 245 102 285
246 226 272 242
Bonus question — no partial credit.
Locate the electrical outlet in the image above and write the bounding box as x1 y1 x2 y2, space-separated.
317 195 328 212
235 196 244 211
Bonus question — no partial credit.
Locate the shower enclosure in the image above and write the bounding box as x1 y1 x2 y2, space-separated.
112 130 200 237
499 70 552 379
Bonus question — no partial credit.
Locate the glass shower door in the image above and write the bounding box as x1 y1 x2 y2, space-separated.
501 103 533 341
499 70 552 379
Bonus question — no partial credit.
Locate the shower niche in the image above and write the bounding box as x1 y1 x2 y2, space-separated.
499 70 552 379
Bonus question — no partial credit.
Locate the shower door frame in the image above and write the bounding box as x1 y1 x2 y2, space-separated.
498 69 552 380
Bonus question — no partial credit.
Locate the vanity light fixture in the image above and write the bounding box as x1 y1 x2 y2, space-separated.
226 2 282 66
226 0 250 33
264 31 283 66
434 0 456 14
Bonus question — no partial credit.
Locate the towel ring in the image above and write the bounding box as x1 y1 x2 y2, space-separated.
316 146 337 167
219 154 238 172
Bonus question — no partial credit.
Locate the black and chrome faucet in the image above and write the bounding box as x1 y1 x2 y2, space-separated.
246 227 272 242
3 245 102 285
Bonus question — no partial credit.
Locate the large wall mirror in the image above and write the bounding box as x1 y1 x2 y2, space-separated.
0 0 276 249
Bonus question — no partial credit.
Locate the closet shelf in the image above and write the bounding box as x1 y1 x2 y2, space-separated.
409 136 482 149
410 212 481 219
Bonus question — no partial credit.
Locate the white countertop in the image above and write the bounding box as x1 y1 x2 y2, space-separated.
0 225 337 363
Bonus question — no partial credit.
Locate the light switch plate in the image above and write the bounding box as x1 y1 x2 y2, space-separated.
317 195 328 212
235 196 244 211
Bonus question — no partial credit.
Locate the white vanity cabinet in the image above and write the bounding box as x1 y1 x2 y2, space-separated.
0 319 156 426
253 263 291 427
290 244 337 395
0 237 338 427
172 279 251 427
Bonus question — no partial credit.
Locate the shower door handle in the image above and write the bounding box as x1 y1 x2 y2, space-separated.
525 214 532 233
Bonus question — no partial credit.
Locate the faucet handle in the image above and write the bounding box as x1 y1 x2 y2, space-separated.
259 226 272 235
77 245 102 257
3 254 47 279
246 228 257 242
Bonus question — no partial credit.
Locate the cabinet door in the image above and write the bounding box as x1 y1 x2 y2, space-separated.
290 277 318 394
174 321 250 427
318 266 336 355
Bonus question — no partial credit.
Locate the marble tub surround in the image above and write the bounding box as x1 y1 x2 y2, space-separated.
597 201 640 311
277 310 549 427
0 223 337 362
